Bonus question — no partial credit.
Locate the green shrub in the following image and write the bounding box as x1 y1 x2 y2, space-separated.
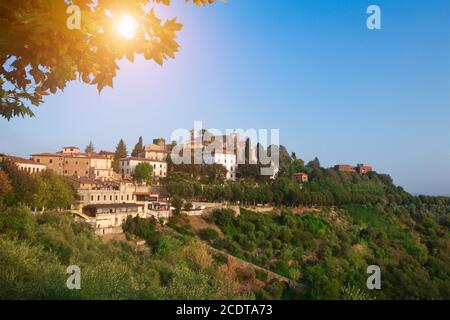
199 228 219 241
255 269 268 282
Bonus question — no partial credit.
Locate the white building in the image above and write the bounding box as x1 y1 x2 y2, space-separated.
203 152 237 180
4 155 47 174
119 157 167 179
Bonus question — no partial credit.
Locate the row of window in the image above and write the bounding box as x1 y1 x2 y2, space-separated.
87 194 134 202
122 168 166 176
123 161 166 169
19 166 44 173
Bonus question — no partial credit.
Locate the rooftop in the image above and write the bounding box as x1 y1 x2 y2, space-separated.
31 152 61 157
120 157 166 163
5 155 45 166
84 203 143 209
143 144 168 152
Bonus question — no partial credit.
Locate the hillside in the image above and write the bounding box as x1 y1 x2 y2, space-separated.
0 207 258 299
187 204 449 299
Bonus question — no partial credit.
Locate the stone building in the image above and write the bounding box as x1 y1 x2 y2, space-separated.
356 164 373 174
2 155 47 174
83 203 145 235
31 147 114 179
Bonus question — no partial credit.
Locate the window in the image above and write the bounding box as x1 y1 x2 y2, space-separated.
110 195 113 201
91 195 94 201
49 159 53 164
97 195 100 201
104 195 106 201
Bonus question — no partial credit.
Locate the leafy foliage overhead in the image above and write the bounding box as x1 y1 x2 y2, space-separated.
0 0 216 119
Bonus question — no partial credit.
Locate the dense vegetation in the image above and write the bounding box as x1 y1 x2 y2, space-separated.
205 204 450 299
0 160 76 211
0 208 252 299
123 215 297 299
1 151 449 300
165 165 449 208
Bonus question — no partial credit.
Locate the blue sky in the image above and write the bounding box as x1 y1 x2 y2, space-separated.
1 0 449 195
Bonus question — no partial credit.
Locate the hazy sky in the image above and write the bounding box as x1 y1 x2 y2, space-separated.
1 0 449 196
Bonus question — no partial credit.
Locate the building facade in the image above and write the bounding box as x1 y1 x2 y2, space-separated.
334 165 357 173
119 157 167 179
293 172 309 183
31 147 114 179
334 164 373 174
83 203 145 235
31 153 64 175
203 152 237 180
68 177 172 234
139 140 168 161
4 156 47 174
356 164 373 174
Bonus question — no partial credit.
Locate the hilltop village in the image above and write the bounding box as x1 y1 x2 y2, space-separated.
0 132 373 236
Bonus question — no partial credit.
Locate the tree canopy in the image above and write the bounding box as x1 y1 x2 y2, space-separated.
84 140 95 153
113 138 128 173
131 136 144 157
0 0 216 119
133 162 153 184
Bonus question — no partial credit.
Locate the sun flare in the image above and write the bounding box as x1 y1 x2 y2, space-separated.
117 15 138 40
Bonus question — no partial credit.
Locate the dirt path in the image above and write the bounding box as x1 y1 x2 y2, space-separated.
163 226 303 291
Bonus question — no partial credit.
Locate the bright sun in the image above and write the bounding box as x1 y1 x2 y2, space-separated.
117 15 138 40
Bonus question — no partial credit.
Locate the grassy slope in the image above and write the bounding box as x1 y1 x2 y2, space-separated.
199 204 450 299
0 208 253 300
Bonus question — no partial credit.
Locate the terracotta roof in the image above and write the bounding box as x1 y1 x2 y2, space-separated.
66 176 97 185
87 154 110 160
31 152 61 157
150 186 170 198
33 152 108 160
143 144 168 152
120 157 166 163
6 155 46 166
